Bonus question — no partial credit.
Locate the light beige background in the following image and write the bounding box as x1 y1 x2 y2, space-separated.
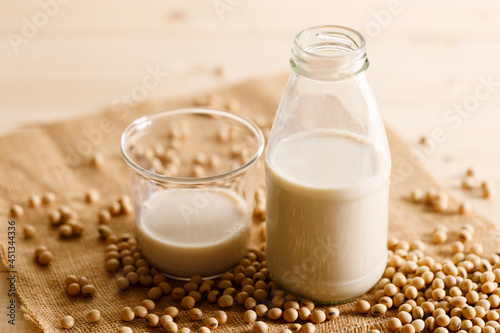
1 0 500 331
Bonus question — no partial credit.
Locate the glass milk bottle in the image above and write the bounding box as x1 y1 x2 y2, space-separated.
265 25 391 303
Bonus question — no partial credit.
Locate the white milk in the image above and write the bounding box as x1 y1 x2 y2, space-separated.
266 129 390 302
138 187 250 278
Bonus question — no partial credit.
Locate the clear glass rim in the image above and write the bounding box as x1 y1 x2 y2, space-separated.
294 24 366 59
120 108 265 184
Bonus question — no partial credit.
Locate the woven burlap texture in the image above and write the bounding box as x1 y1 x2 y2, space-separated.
0 75 499 333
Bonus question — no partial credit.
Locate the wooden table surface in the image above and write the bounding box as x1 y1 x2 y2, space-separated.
1 0 500 331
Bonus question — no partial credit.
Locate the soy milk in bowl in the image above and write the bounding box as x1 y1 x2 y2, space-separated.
121 108 265 279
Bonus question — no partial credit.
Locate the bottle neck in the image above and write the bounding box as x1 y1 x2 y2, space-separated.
290 25 369 81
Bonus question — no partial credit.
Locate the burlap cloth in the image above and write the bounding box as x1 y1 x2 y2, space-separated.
1 75 499 333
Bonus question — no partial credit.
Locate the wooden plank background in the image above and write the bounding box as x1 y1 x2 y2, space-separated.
1 0 500 331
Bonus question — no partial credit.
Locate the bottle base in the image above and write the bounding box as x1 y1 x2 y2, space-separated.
269 258 386 304
159 271 223 282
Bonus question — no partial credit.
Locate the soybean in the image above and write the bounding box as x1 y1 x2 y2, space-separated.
67 283 80 296
22 225 36 238
298 307 311 320
145 313 159 327
268 307 283 320
371 304 386 317
218 294 234 308
37 250 53 265
253 321 268 333
326 307 340 320
244 310 257 323
302 323 316 333
310 310 326 323
81 284 96 297
10 204 24 217
165 306 179 318
120 307 135 321
388 318 402 331
61 315 74 329
164 321 178 333
283 308 298 322
189 308 202 321
204 317 218 330
134 306 148 318
117 328 132 333
214 310 227 324
141 299 155 311
160 315 174 326
355 300 371 314
86 309 101 323
255 304 268 317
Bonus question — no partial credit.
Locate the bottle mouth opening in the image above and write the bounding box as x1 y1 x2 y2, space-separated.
291 25 368 80
294 25 366 58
